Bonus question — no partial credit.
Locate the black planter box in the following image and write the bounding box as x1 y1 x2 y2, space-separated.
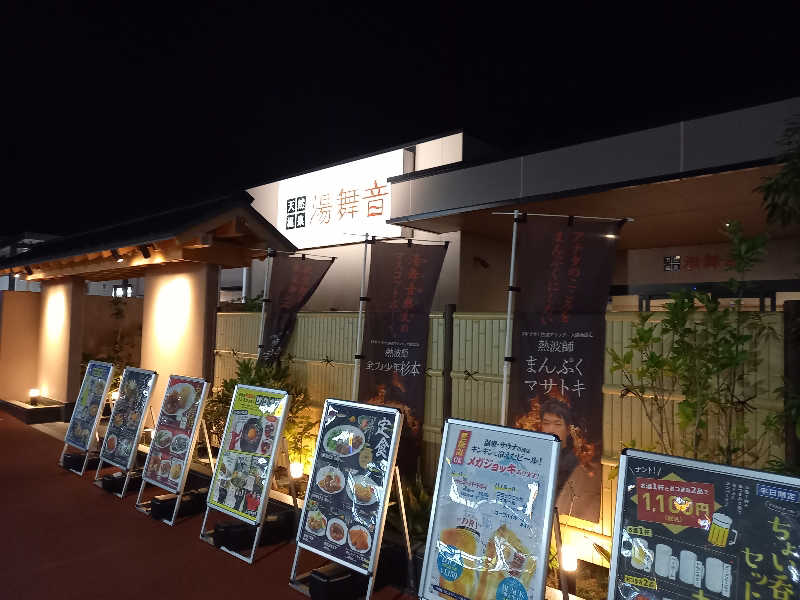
308 563 368 600
101 471 142 493
62 452 101 471
213 507 297 551
150 488 207 520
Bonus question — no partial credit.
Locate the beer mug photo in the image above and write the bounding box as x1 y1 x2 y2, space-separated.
707 513 738 547
621 536 652 572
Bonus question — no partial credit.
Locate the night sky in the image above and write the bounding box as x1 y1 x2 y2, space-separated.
3 5 800 237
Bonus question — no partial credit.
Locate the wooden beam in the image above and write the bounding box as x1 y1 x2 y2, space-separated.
27 243 184 281
181 241 252 268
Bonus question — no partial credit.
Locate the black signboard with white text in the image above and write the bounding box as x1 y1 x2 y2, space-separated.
259 253 333 363
295 399 402 574
609 449 800 600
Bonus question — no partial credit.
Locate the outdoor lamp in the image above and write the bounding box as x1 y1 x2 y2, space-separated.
290 462 304 479
561 545 578 595
138 245 151 259
13 271 20 278
561 545 578 572
29 388 40 406
111 249 123 263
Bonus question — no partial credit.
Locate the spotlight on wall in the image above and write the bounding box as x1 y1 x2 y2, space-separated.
138 245 151 259
24 266 33 275
111 249 124 263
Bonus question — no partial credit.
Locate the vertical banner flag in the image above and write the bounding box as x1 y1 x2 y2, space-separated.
510 217 620 523
259 254 334 363
357 241 447 475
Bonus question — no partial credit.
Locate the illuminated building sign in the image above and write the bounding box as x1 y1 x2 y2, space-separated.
269 149 404 249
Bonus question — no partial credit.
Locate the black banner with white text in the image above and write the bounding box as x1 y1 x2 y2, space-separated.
258 254 333 363
510 217 620 523
357 241 447 476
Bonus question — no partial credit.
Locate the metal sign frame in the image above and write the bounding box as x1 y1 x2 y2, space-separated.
289 398 403 600
418 418 561 600
59 360 115 476
135 375 210 526
608 448 800 599
92 367 157 497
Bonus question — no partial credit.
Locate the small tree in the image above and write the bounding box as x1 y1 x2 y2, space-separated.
206 355 319 464
610 221 781 466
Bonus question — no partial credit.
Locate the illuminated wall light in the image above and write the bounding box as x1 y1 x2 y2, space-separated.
153 276 191 354
29 388 40 398
111 249 124 263
289 462 304 479
13 272 20 278
604 234 618 239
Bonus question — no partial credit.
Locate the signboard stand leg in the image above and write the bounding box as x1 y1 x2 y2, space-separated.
552 507 570 600
201 418 216 473
199 439 293 564
58 444 68 467
392 466 415 592
256 247 274 363
351 233 370 401
499 209 521 427
92 458 135 498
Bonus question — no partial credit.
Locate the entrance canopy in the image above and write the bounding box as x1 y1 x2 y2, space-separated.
0 192 296 281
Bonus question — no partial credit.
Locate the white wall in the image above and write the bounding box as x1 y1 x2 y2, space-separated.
414 133 463 171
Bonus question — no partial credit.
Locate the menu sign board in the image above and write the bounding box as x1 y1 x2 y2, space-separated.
419 420 561 600
296 399 402 574
608 449 800 600
142 375 208 493
207 385 289 525
64 361 114 451
99 368 157 470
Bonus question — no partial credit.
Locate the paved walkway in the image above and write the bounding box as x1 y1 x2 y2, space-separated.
0 410 412 600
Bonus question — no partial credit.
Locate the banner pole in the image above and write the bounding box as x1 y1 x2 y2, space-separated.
500 210 521 426
257 248 275 363
351 233 370 402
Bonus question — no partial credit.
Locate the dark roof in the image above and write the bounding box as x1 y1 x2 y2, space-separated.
0 192 295 271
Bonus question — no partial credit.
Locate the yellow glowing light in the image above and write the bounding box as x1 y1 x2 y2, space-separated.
44 289 66 342
290 462 304 479
153 276 191 354
29 388 40 398
111 390 120 401
561 545 578 572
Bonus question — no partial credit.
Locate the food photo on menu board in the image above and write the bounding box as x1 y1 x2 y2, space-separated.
65 361 114 451
610 449 800 600
99 368 157 470
207 385 288 523
142 376 207 493
297 400 401 572
419 420 560 600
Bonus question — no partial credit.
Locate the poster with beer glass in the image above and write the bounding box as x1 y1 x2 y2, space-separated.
418 419 561 600
608 449 800 600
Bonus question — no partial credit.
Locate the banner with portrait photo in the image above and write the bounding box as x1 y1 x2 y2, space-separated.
357 241 447 476
258 254 333 363
509 216 620 523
